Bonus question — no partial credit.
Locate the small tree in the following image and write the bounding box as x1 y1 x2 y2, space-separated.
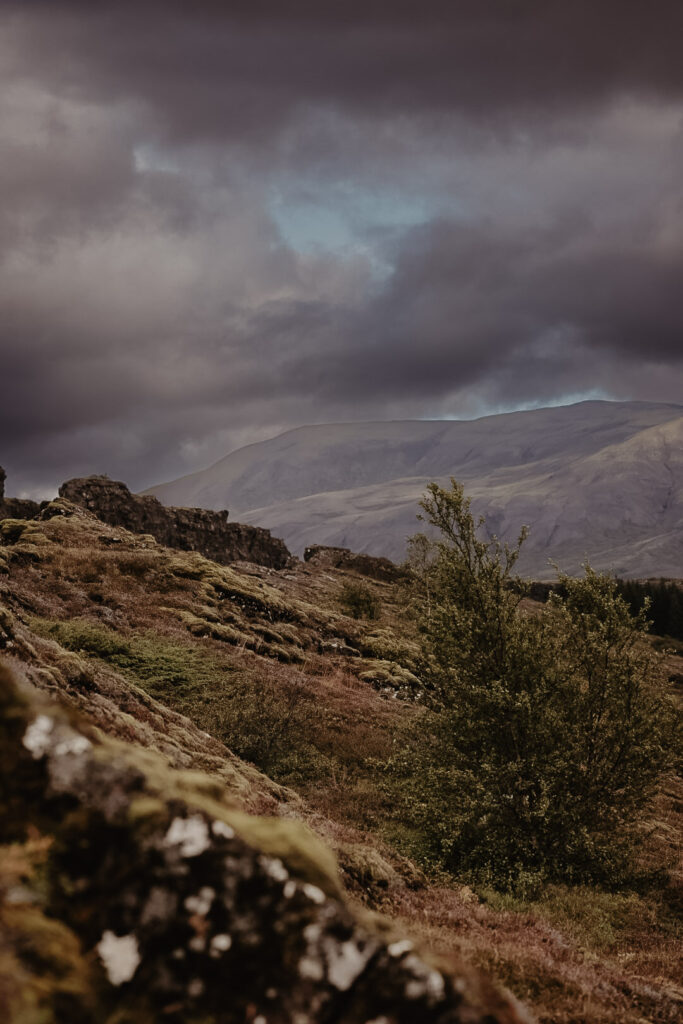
410 479 677 887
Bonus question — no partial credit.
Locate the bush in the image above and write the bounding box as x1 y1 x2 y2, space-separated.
339 581 380 620
407 480 678 888
210 664 311 774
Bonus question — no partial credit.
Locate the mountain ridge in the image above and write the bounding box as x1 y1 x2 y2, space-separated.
146 401 683 578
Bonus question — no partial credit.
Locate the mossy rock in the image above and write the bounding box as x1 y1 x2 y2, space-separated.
337 842 402 896
360 628 420 667
0 519 29 544
359 660 420 693
1 854 95 1023
0 654 528 1023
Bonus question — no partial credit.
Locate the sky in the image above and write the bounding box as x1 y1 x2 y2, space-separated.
2 1 682 498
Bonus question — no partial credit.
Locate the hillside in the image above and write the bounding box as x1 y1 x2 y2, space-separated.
1 497 681 1022
146 401 683 579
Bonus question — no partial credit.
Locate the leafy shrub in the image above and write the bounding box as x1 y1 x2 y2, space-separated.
209 664 311 773
406 479 679 888
339 582 380 620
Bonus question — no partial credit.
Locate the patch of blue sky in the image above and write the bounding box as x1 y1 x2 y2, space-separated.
432 389 615 422
485 389 614 415
133 144 181 175
269 184 433 255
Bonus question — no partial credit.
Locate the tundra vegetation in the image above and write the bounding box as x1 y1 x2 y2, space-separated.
0 492 681 1023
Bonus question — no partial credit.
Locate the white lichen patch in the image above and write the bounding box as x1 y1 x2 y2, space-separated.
303 923 322 944
325 939 373 991
299 955 324 981
54 734 91 756
262 856 289 882
209 933 232 957
184 886 215 916
211 819 235 839
301 883 325 905
97 930 141 985
402 954 445 1003
22 714 54 758
283 880 298 899
387 939 413 958
165 815 210 857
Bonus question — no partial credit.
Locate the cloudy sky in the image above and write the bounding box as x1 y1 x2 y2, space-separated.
2 1 682 497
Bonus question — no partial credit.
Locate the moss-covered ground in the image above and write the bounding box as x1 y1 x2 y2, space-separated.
1 500 681 1023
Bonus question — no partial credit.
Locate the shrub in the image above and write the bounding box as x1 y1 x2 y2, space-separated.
407 479 679 888
210 664 311 773
339 582 380 620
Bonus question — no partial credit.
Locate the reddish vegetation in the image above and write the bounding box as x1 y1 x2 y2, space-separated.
1 498 680 1023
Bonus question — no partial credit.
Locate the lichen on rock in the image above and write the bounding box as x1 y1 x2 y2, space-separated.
0 660 531 1023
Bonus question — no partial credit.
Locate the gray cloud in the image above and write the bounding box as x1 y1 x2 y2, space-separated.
1 2 682 497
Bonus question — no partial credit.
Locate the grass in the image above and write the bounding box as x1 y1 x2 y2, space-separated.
28 617 398 801
4 507 680 1024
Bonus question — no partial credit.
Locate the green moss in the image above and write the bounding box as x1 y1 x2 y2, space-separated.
0 837 95 1024
30 617 232 703
360 628 420 667
28 617 313 778
0 519 29 543
337 842 400 895
215 810 341 897
273 622 304 645
479 882 678 953
359 660 420 691
261 643 303 664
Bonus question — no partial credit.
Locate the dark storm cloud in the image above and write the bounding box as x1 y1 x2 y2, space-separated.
242 216 683 404
7 1 683 143
1 1 682 496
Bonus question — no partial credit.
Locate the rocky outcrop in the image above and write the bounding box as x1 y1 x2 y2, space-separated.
304 544 405 583
0 466 42 521
0 661 530 1024
60 475 292 569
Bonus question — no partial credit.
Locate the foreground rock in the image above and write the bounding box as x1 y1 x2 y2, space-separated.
60 475 292 570
0 662 530 1024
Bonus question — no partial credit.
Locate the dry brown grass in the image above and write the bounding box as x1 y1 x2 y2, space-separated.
1 504 680 1024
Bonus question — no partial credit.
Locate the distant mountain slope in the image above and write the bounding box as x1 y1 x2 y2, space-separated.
146 401 683 578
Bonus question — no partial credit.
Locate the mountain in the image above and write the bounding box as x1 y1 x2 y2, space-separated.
146 401 683 578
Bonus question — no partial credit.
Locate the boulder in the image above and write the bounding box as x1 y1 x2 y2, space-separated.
0 662 531 1024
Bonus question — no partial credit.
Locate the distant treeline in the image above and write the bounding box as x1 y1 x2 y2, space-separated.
616 579 683 642
526 578 683 641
